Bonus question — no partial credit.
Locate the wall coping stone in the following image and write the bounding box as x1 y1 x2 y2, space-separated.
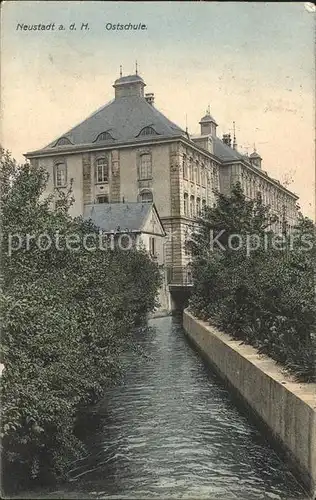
183 309 316 497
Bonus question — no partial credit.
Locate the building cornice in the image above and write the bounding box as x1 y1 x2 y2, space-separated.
160 215 197 223
25 132 298 201
223 159 299 200
24 134 186 159
180 138 298 200
178 136 220 164
25 133 222 166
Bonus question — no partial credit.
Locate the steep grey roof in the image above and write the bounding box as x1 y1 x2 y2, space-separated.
42 96 185 150
212 136 244 162
83 202 152 233
25 72 256 167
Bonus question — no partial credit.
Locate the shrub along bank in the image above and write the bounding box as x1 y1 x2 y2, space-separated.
0 149 161 492
188 183 316 383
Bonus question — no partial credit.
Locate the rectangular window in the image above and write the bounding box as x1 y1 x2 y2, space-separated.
139 153 152 180
189 159 194 182
55 162 67 187
201 167 206 187
56 169 65 186
96 157 109 183
183 155 188 179
184 193 188 216
190 195 195 217
149 236 156 256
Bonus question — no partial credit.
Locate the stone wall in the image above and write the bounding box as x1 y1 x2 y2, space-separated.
183 309 316 497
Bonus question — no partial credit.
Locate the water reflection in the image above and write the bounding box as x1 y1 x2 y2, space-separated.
52 316 307 499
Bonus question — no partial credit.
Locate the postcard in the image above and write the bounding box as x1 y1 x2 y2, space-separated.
1 2 315 499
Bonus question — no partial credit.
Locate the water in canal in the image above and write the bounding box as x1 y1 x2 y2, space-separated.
50 316 307 499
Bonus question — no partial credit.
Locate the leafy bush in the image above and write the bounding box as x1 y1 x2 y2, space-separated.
189 183 316 382
0 149 161 491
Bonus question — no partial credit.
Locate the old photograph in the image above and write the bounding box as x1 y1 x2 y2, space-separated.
1 1 315 499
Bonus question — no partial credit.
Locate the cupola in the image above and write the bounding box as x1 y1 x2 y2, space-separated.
113 73 146 99
249 149 262 169
199 107 218 137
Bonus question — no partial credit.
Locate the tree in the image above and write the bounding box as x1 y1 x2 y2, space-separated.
188 182 316 382
0 149 161 492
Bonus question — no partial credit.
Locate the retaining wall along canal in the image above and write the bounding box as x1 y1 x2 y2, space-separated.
183 309 316 497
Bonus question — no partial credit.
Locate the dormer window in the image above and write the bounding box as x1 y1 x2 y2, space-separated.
137 126 158 137
94 131 114 142
54 137 72 147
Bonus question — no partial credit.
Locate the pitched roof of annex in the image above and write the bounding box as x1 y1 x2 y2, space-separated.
83 202 161 234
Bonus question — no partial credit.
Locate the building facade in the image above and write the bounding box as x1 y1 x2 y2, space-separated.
25 71 299 291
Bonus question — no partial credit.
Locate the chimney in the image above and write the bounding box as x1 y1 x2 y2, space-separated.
145 93 155 105
222 133 232 147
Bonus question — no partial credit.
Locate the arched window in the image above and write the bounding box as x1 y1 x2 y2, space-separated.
184 193 189 216
196 163 201 185
138 153 152 180
138 126 158 137
95 131 114 142
54 137 72 147
97 195 109 204
95 157 109 183
139 190 153 203
190 195 195 217
54 161 67 187
202 199 206 210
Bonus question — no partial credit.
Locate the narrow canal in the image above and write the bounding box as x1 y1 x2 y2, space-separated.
51 316 307 499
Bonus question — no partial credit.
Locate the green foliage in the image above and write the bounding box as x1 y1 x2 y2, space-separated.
189 182 316 382
0 149 161 491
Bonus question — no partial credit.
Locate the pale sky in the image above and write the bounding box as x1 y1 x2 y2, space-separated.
1 1 315 219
